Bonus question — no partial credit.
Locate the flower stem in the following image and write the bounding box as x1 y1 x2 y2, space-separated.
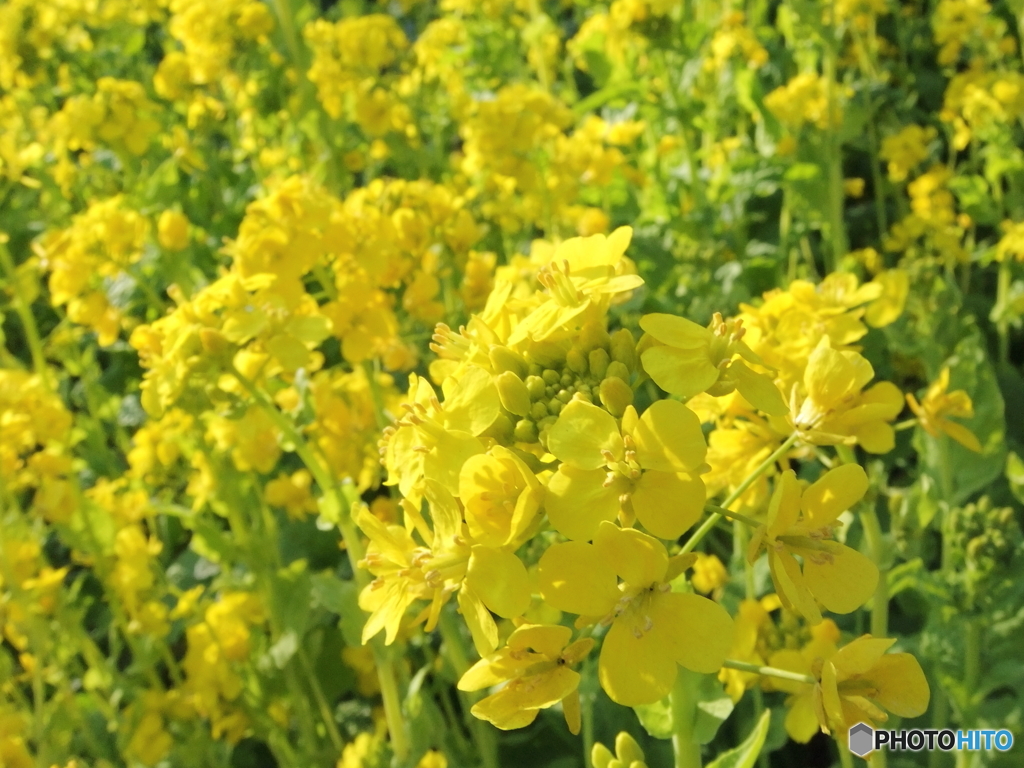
231 367 410 762
721 659 815 686
681 432 799 554
997 260 1011 364
0 241 50 388
671 668 703 768
438 610 499 768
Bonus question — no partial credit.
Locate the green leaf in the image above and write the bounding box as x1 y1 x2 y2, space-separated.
706 709 771 768
633 697 673 739
694 674 735 745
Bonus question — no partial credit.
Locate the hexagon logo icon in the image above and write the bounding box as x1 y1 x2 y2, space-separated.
849 722 874 758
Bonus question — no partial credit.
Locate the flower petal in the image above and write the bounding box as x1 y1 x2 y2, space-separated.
641 345 720 399
547 399 623 469
633 399 707 472
767 470 802 538
593 521 668 587
770 549 822 625
458 587 499 658
507 624 573 659
801 542 878 615
545 465 622 541
801 463 869 527
466 546 532 619
731 361 789 417
830 636 896 679
639 313 711 347
631 470 705 540
657 591 734 673
598 614 677 706
537 541 619 617
870 653 930 717
443 366 501 435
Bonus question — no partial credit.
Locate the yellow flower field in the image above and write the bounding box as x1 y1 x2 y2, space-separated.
0 1 1022 767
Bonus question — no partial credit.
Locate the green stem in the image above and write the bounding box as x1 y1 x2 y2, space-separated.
438 611 499 768
860 505 888 638
231 368 410 761
671 668 703 768
721 659 815 686
0 241 49 388
997 260 1011 364
681 433 799 554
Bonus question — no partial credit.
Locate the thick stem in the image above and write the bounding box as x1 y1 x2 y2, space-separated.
997 260 1011 364
671 668 703 768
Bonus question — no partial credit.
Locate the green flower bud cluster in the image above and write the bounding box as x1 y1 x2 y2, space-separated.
592 732 648 768
943 496 1023 614
487 323 640 450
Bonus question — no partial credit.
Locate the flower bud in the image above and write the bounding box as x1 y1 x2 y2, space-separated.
542 369 561 385
600 376 634 416
513 418 538 443
496 371 531 417
548 398 563 415
610 328 637 370
615 733 645 765
592 744 615 768
589 348 610 379
531 401 549 420
483 413 514 442
579 320 611 353
489 345 528 378
606 361 630 382
567 346 588 375
526 375 547 400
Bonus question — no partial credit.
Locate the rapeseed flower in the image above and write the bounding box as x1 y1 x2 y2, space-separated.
906 368 982 452
538 522 733 705
747 467 878 625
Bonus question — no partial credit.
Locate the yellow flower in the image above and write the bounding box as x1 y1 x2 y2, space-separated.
357 482 531 657
640 312 789 416
747 466 878 625
691 553 728 595
865 269 909 328
458 446 543 548
906 368 982 452
538 522 733 706
814 635 930 740
507 227 644 345
545 399 708 541
994 219 1024 262
880 125 936 182
767 619 841 742
718 596 782 702
793 337 903 452
458 624 593 734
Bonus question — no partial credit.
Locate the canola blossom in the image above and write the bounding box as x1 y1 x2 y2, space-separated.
0 1 1021 768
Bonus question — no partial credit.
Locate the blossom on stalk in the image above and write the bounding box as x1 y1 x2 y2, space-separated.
906 367 982 452
747 466 878 625
538 522 734 706
545 399 708 541
457 624 593 733
639 312 789 416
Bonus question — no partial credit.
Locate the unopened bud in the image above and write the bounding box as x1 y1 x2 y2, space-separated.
579 320 611 353
606 361 630 383
615 732 645 766
513 419 538 443
483 413 514 442
548 398 564 415
600 377 634 416
567 347 588 375
542 369 561 386
489 345 528 378
589 348 610 379
496 371 531 417
526 375 547 399
531 401 550 420
592 744 615 768
610 328 637 370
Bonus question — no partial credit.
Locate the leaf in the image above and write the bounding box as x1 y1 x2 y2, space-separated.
694 674 735 745
267 630 298 669
706 709 771 768
633 696 672 739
